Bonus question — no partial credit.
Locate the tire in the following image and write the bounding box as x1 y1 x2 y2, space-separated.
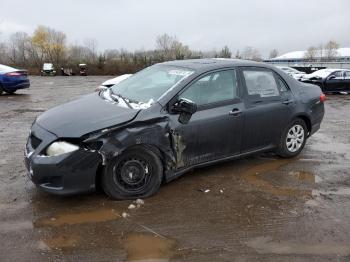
0 85 3 95
276 119 307 158
6 90 16 95
102 146 163 200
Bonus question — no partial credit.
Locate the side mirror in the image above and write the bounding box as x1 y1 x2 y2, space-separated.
327 75 336 80
171 98 197 124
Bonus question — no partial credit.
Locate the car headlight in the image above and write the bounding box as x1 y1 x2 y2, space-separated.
46 141 79 156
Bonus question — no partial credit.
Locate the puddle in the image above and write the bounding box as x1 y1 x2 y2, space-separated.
39 234 81 250
124 233 176 262
288 171 321 183
34 208 120 227
247 236 350 256
239 159 314 197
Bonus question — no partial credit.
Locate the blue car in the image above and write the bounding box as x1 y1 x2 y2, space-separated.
0 64 30 95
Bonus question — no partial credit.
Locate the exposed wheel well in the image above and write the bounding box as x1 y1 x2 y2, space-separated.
296 115 311 135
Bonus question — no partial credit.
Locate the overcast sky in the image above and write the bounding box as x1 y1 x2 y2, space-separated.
0 0 349 57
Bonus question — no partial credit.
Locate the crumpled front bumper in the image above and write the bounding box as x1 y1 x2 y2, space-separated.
24 122 101 195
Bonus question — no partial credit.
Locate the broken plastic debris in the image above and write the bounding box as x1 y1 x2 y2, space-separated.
122 212 129 218
219 189 224 194
198 189 211 193
128 204 136 210
135 199 144 205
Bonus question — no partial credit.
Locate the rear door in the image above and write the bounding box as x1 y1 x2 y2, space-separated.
239 67 294 153
343 71 350 91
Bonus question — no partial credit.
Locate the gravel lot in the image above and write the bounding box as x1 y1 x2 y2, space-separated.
0 76 350 262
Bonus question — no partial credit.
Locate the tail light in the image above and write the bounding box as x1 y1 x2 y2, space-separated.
320 93 326 102
5 72 22 76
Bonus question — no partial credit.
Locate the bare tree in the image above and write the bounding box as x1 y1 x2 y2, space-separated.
84 38 98 63
242 46 262 61
324 40 339 61
156 33 175 59
8 32 30 66
304 46 317 62
318 44 324 62
30 26 67 68
218 46 232 58
269 49 279 59
155 33 191 60
234 50 242 59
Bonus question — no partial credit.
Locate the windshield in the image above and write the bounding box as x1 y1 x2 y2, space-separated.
279 67 302 74
0 64 17 73
110 65 194 105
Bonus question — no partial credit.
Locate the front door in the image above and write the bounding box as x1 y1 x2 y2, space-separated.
324 71 344 92
167 69 244 168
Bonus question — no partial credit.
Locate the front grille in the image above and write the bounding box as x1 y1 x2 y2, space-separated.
30 134 42 149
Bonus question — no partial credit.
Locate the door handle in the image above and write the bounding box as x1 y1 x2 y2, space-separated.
282 100 293 105
229 108 242 116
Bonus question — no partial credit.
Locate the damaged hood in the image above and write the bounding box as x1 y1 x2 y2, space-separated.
36 93 140 137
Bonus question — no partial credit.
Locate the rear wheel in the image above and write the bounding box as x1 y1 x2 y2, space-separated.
276 119 307 158
102 146 163 200
0 85 3 95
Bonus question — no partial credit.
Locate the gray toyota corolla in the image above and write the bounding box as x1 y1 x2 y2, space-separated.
25 59 325 199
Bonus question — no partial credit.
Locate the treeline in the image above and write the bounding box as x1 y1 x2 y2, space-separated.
0 25 269 75
303 41 340 62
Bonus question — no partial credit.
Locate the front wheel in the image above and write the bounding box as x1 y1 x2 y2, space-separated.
6 90 16 95
101 146 163 200
276 119 307 158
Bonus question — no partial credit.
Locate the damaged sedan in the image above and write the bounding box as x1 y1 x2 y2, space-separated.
25 59 325 199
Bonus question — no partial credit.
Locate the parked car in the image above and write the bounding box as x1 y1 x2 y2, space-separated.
276 66 306 80
95 74 132 91
0 64 30 95
25 59 325 199
79 64 87 76
41 63 56 76
300 69 350 93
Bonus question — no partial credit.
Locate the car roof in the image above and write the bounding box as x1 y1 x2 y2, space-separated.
161 58 270 72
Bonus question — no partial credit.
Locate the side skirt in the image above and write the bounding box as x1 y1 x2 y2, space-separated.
164 145 275 183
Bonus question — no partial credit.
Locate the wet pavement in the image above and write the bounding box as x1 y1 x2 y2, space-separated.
0 76 350 261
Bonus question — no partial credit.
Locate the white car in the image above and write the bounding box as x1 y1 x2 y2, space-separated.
277 66 306 80
96 74 132 91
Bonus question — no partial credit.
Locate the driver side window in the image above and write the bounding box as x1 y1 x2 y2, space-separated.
180 70 237 106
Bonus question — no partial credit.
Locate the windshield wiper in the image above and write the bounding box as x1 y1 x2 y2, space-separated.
111 92 133 109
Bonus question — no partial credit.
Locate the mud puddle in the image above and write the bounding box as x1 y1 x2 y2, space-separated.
238 159 318 198
247 236 350 256
124 233 177 262
34 208 120 227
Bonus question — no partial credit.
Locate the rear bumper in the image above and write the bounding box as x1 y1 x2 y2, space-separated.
2 80 30 91
24 123 101 196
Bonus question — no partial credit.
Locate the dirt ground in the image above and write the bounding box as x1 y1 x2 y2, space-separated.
0 76 350 262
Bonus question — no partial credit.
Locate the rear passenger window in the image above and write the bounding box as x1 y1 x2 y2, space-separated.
242 69 280 98
277 77 289 92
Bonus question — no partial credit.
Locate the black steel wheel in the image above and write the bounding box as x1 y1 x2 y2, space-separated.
102 146 163 200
